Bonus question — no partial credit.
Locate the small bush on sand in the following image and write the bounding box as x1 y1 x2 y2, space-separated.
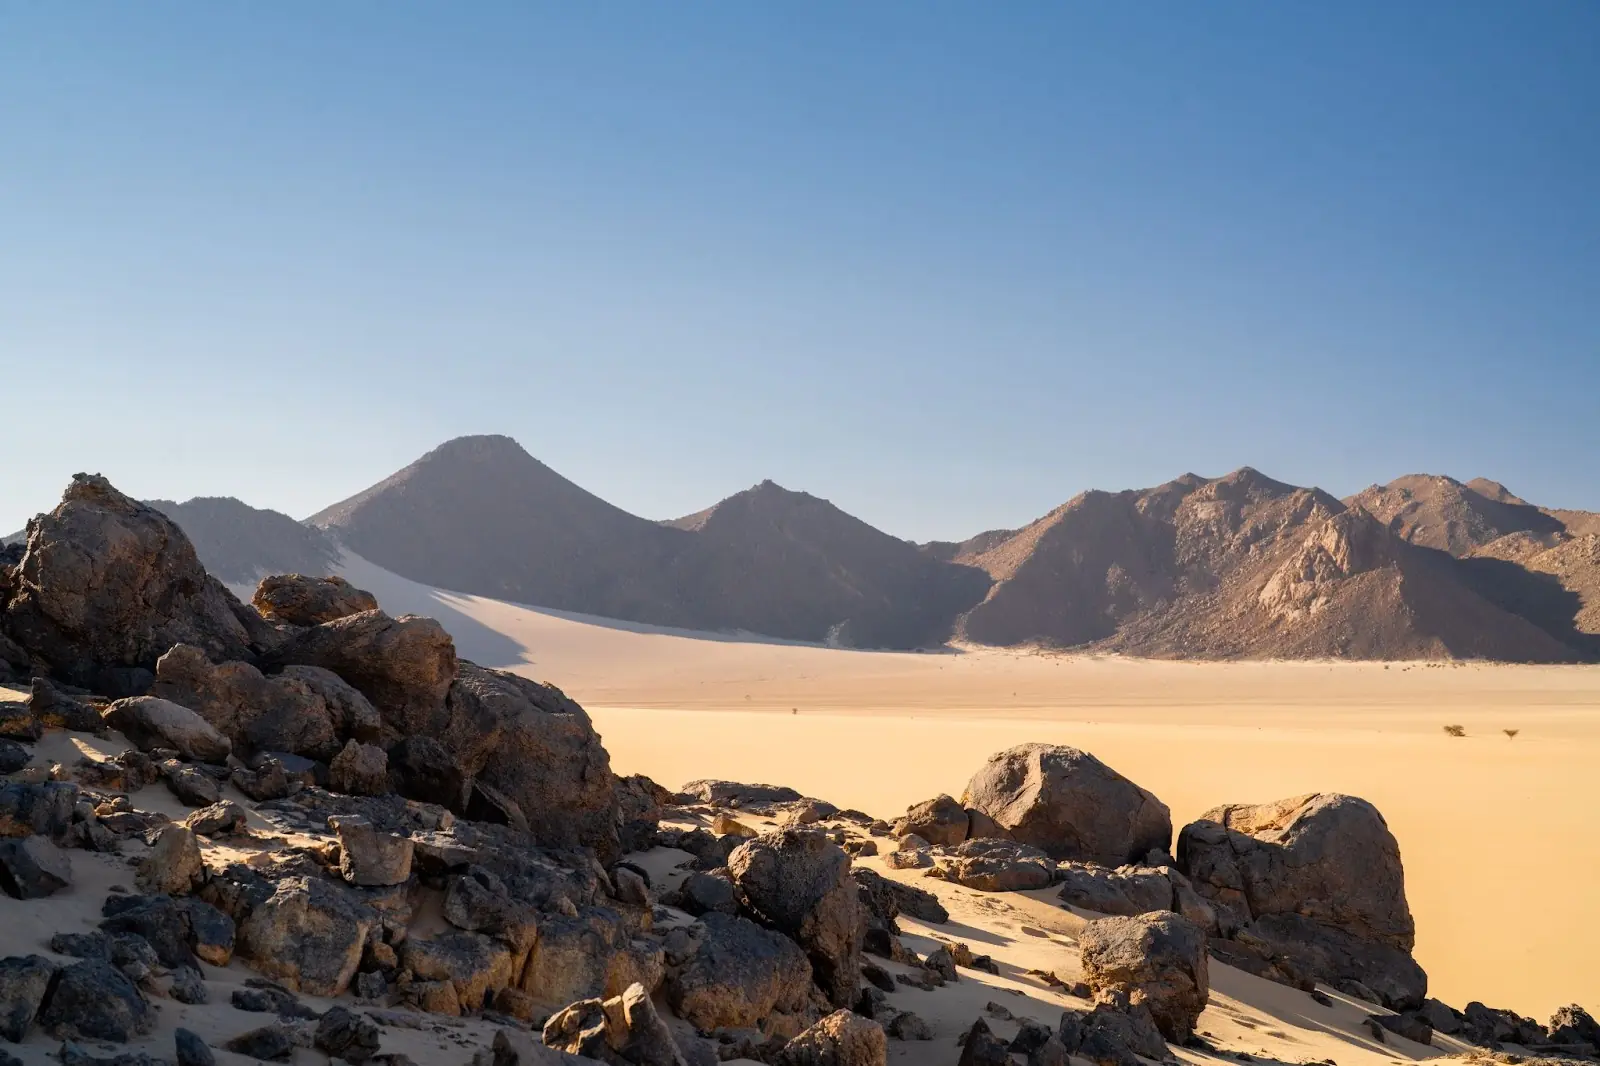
1443 724 1466 737
1504 729 1520 739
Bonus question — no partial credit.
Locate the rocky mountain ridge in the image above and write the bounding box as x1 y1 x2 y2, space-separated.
19 438 1599 660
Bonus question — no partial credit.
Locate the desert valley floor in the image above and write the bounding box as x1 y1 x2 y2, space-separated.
320 552 1600 1026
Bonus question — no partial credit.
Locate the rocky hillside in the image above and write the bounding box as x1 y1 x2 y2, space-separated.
148 497 341 586
308 436 990 649
0 472 1589 1066
950 468 1581 661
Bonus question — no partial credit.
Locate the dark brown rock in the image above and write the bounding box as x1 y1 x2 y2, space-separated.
962 744 1172 864
252 574 379 627
1078 911 1209 1043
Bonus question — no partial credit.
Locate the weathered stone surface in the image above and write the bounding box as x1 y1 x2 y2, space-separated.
329 740 389 796
1057 863 1179 916
604 981 687 1066
137 824 206 895
519 907 629 1006
163 762 222 807
28 678 102 733
39 958 152 1042
100 893 234 969
0 699 40 743
962 744 1172 865
151 645 342 761
332 815 414 886
104 696 231 763
928 838 1055 892
678 780 803 809
1067 1002 1172 1066
779 1009 886 1066
264 609 457 746
1 474 253 692
182 800 247 837
236 875 376 996
616 773 670 852
252 573 379 627
231 757 291 802
0 781 77 841
666 913 815 1032
175 1027 215 1066
1078 911 1209 1043
0 835 72 899
0 740 28 775
387 735 469 809
402 930 516 1012
0 954 57 1042
442 865 539 954
1548 1004 1600 1049
462 665 621 863
892 795 969 847
958 1018 1012 1066
224 1023 296 1061
728 828 864 1009
1177 793 1424 1009
675 870 739 917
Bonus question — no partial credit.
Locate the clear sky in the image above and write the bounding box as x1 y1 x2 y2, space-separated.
2 4 1596 542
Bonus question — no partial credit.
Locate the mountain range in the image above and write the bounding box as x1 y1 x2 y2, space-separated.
18 435 1599 660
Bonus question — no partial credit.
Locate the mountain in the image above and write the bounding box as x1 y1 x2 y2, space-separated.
1344 474 1566 556
950 468 1580 661
308 435 989 647
663 480 990 648
147 497 340 585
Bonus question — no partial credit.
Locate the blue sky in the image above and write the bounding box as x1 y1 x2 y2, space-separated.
2 4 1596 541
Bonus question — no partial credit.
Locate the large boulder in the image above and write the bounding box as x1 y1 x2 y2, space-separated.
666 913 816 1032
263 609 456 741
927 838 1055 892
252 574 378 627
236 876 376 996
1176 793 1425 1008
728 829 865 1009
102 696 231 763
1 475 253 693
38 958 152 1042
1078 911 1209 1043
0 954 57 1042
465 665 621 863
962 744 1171 864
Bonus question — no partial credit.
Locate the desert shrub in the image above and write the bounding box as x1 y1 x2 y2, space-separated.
1503 728 1520 739
1443 724 1466 737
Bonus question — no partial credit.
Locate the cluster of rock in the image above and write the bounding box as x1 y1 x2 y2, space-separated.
0 472 1593 1066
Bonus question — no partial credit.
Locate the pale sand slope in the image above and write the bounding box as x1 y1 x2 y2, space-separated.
323 553 1600 1019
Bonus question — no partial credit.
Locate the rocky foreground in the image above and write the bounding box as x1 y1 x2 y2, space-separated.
0 473 1593 1066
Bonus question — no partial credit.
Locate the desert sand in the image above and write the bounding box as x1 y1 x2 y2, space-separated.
333 551 1600 1021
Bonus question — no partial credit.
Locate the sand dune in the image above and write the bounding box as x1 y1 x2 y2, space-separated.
329 552 1600 1020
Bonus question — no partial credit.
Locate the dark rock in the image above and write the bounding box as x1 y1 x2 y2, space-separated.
175 1027 215 1066
224 1023 296 1061
1549 1004 1600 1048
0 740 28 775
331 814 414 886
150 645 345 762
0 780 79 840
1 475 252 692
1177 793 1424 1009
616 773 670 853
170 966 208 1005
678 780 803 809
675 870 739 917
252 573 378 627
1370 1012 1433 1046
1011 1019 1055 1054
329 739 389 796
0 954 57 1041
958 1018 1012 1066
401 929 517 1012
1078 911 1209 1043
778 1008 886 1066
892 794 969 846
665 913 815 1031
1056 862 1179 916
0 701 41 743
0 835 71 898
231 757 292 801
135 824 205 895
458 663 621 863
50 932 112 959
465 781 529 833
315 1005 382 1063
182 799 247 837
162 763 222 807
962 743 1172 864
232 982 318 1019
927 837 1056 892
236 875 378 996
387 735 469 809
28 678 102 733
728 828 865 1010
105 696 233 764
441 865 539 954
38 958 151 1042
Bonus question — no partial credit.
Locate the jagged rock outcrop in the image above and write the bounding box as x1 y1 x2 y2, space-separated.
263 609 457 742
728 829 865 1010
2 475 254 694
962 744 1172 864
892 794 970 846
778 1009 886 1066
251 574 378 627
235 876 377 996
102 696 231 763
1177 792 1426 1008
666 913 816 1033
